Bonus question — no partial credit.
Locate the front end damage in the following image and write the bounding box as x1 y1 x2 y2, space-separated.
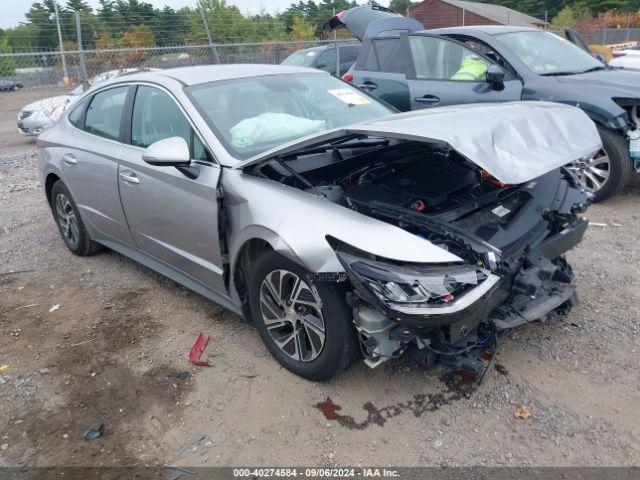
239 102 599 374
328 167 590 373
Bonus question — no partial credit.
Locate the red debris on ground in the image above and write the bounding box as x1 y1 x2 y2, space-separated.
189 332 211 366
315 398 346 421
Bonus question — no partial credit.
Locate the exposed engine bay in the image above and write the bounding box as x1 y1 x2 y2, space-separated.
248 136 591 374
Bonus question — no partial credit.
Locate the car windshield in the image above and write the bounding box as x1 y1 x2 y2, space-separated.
187 73 393 159
281 50 320 67
497 31 602 75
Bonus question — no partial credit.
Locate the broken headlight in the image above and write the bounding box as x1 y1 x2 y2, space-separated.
335 251 500 315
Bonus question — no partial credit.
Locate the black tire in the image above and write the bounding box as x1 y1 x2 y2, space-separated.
248 250 359 381
591 126 634 202
50 180 102 256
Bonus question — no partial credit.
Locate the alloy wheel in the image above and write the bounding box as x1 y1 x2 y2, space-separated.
259 269 326 362
567 148 610 193
55 193 80 248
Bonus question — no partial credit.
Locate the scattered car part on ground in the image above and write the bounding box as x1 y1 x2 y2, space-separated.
327 6 640 201
82 424 105 440
281 44 361 77
189 333 211 366
39 65 598 380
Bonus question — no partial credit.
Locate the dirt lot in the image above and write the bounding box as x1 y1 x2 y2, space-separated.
0 87 639 468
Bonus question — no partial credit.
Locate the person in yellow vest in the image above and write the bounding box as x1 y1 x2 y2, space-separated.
451 53 489 81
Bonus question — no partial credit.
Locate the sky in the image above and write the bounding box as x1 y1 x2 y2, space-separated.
0 0 390 29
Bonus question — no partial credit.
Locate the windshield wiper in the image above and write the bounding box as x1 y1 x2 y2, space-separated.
539 71 579 77
271 156 327 198
579 65 607 74
290 138 390 157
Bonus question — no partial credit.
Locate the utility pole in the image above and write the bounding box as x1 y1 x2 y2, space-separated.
198 1 220 64
75 10 87 83
53 1 69 85
544 10 548 24
462 8 465 26
626 12 632 43
602 11 608 45
333 5 340 77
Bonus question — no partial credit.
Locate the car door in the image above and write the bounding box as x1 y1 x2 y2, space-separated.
352 37 412 111
405 34 523 109
59 86 135 246
117 84 227 293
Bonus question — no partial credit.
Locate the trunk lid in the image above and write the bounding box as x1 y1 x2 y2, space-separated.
235 101 602 185
324 5 423 41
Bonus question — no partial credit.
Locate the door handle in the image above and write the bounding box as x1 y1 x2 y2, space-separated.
414 95 441 106
357 81 378 91
62 153 77 165
119 171 140 185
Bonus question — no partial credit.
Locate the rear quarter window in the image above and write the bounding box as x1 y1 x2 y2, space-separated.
67 98 88 129
84 86 129 141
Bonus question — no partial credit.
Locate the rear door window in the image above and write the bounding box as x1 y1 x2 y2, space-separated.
84 86 129 141
362 38 408 74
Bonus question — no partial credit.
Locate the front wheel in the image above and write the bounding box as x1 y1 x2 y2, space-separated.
568 126 634 202
248 251 358 381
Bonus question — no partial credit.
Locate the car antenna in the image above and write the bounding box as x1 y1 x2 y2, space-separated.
273 156 327 199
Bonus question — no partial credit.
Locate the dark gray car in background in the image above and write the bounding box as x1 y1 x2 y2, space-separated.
281 43 360 77
328 5 640 201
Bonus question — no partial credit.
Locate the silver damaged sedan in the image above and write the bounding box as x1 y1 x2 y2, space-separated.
38 65 600 380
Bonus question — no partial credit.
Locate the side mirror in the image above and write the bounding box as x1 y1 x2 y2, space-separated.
486 64 506 90
142 136 190 167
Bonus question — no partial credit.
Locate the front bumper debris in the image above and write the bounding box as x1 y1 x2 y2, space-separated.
342 175 589 373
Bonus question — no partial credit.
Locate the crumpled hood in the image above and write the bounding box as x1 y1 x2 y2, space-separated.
555 69 640 100
237 101 601 185
20 95 77 116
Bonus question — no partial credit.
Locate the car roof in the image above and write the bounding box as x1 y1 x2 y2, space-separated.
289 44 360 54
423 25 541 36
102 64 327 87
288 45 330 54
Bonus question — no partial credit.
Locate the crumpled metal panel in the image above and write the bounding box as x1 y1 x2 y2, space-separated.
238 101 601 186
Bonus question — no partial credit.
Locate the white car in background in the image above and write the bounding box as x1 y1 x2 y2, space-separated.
609 44 640 70
17 69 158 136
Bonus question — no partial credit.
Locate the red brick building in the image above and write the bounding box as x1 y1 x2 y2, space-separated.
409 0 548 30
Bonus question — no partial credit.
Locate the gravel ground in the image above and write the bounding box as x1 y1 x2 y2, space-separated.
0 87 639 468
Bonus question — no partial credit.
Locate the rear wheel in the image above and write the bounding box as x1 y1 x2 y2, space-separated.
51 180 102 256
568 126 633 202
248 251 358 381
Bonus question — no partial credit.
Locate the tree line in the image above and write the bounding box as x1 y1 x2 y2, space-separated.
0 0 359 53
3 0 640 55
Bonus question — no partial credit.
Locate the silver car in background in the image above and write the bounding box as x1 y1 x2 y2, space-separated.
38 65 599 380
18 68 160 136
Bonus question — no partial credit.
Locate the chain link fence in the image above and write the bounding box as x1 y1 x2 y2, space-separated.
3 29 640 91
0 39 360 90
